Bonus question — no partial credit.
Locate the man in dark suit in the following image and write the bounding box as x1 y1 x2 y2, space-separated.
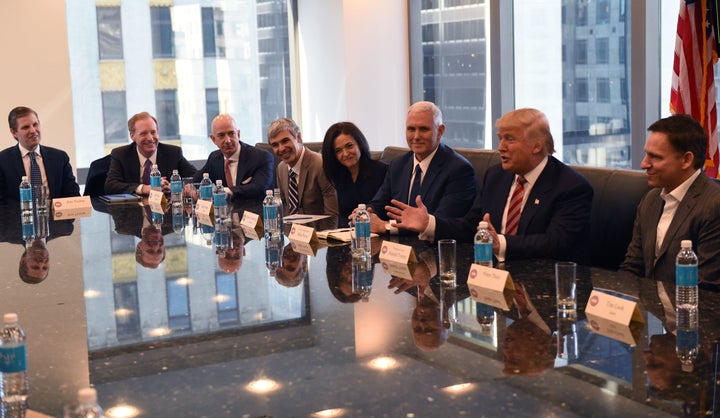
267 117 338 216
365 101 476 234
105 111 196 196
620 114 720 284
193 114 273 200
387 108 593 263
0 106 80 201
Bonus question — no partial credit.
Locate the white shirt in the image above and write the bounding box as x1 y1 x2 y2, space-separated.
19 143 47 190
656 169 702 255
135 150 158 195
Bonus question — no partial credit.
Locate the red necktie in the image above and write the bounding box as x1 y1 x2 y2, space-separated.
224 159 234 187
505 175 527 236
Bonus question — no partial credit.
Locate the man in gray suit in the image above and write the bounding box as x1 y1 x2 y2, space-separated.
267 117 338 216
620 114 720 284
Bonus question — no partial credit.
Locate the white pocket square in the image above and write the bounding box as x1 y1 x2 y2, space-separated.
240 176 253 185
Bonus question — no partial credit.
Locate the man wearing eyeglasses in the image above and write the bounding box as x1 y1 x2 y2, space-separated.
193 114 274 200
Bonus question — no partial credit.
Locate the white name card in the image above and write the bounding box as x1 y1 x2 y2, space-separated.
584 289 643 327
380 260 417 280
585 315 641 346
240 211 263 240
288 223 317 244
467 264 515 293
378 240 417 264
52 196 92 219
468 286 514 311
290 239 318 256
195 199 214 227
148 190 167 214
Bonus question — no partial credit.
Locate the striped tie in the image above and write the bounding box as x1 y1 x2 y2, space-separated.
288 169 299 214
505 175 527 236
28 151 42 190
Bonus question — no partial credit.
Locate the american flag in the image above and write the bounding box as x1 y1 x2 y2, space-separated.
670 0 719 177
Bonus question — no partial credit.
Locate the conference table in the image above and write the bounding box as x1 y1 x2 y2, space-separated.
0 198 717 417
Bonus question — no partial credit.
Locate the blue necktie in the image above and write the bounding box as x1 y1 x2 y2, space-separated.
28 151 42 190
408 165 422 206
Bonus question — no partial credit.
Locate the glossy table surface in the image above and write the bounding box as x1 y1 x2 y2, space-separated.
0 198 717 417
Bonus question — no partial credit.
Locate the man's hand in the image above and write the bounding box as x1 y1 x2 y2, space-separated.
481 213 500 255
385 196 430 233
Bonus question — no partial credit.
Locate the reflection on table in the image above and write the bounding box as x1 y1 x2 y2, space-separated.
0 199 717 417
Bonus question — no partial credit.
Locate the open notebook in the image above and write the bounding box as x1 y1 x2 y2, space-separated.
317 228 379 242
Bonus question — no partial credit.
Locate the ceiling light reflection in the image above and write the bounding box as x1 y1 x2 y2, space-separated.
148 327 172 337
368 356 398 370
246 378 280 394
213 294 230 303
114 308 134 317
105 404 140 418
84 289 101 299
441 383 475 394
175 277 192 286
311 408 347 417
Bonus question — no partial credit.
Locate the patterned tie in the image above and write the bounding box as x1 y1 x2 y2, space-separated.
224 158 234 187
142 159 152 185
505 175 527 236
288 169 299 215
28 151 42 190
408 164 422 206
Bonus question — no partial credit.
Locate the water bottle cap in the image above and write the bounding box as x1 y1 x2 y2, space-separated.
266 190 273 196
21 176 28 181
203 172 209 178
216 180 223 186
3 313 18 324
681 240 693 248
172 169 179 174
78 387 98 403
358 204 366 210
152 163 158 168
681 362 694 373
478 221 488 228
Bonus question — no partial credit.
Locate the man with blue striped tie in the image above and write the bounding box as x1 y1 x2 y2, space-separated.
0 106 80 202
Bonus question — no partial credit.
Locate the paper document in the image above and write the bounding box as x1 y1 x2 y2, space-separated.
284 214 329 224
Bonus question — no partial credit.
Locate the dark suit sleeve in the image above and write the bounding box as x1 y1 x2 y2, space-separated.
192 160 210 183
177 152 197 178
58 151 80 197
230 147 274 200
504 177 592 261
369 173 393 218
105 151 138 195
430 159 476 218
619 199 647 278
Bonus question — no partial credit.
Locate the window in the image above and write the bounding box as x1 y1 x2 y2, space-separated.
151 7 174 58
97 7 123 60
575 39 587 64
216 273 239 325
618 36 626 64
202 7 225 58
576 78 589 102
576 2 588 26
114 282 140 340
596 0 611 24
596 38 609 64
167 276 191 331
597 78 610 102
101 91 127 144
422 24 440 43
206 88 219 135
444 20 484 41
155 90 179 139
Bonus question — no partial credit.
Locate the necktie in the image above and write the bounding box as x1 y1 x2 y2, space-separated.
505 175 527 236
224 159 234 187
408 164 422 206
142 159 152 185
28 152 42 190
288 169 299 215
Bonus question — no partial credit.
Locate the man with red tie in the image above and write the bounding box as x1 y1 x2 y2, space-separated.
193 114 273 200
386 108 593 263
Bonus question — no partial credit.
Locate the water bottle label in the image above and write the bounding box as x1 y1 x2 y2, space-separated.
0 344 27 373
676 265 698 286
171 181 182 194
200 185 213 199
150 175 161 188
22 222 34 237
264 206 277 220
201 223 214 234
476 302 495 317
20 188 32 201
474 242 492 262
213 194 226 207
356 221 370 239
677 327 699 350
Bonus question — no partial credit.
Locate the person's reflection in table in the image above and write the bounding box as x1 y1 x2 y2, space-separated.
218 228 245 274
274 243 307 287
135 225 165 269
19 238 49 284
503 282 555 376
326 246 361 303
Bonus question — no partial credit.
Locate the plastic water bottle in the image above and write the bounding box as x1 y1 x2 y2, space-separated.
274 188 284 229
0 313 28 418
213 180 228 228
265 237 283 276
18 177 34 242
65 388 104 418
199 173 213 202
263 190 280 239
150 164 161 192
170 169 182 203
172 201 184 237
352 204 371 260
352 257 373 302
474 221 493 267
676 239 699 371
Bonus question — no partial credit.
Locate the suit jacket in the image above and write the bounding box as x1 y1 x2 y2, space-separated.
369 142 476 219
0 144 80 201
83 154 112 197
277 147 338 216
436 156 593 262
105 142 197 195
192 141 274 200
620 174 720 284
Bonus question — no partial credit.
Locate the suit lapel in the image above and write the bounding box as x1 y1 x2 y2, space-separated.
298 148 312 201
399 153 415 203
419 144 446 198
517 158 556 233
10 146 26 180
233 143 248 185
656 176 704 260
645 192 664 267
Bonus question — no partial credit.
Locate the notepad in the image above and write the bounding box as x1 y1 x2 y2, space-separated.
317 228 378 243
99 193 142 204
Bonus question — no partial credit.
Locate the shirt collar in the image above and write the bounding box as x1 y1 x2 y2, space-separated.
518 156 549 186
291 146 306 173
661 169 702 203
225 143 241 162
137 148 157 166
19 143 40 157
413 146 439 174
